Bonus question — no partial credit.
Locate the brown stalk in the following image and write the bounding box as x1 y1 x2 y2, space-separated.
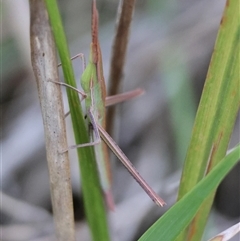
29 0 75 240
107 0 136 135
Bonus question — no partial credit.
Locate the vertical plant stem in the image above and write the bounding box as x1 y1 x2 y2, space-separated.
30 0 75 240
107 0 136 135
176 1 240 240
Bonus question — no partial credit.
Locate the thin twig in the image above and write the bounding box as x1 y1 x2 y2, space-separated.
107 0 136 135
29 0 75 240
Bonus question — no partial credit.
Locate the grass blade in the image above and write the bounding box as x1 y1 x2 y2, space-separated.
176 0 240 239
43 1 110 240
207 222 240 241
139 145 240 241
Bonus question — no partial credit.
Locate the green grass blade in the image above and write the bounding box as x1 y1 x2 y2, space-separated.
138 145 240 241
176 0 240 239
43 1 110 240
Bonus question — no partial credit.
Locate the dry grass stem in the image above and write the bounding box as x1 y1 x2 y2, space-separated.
30 0 75 240
107 0 136 134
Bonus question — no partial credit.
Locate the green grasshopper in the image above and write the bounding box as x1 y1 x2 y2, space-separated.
57 0 165 208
